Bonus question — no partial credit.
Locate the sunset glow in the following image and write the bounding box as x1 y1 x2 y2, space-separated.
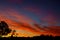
0 0 60 37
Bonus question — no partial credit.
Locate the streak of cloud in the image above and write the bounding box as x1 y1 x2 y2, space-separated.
0 8 60 37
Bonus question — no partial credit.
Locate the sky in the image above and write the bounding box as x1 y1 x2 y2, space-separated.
0 0 60 37
0 0 60 26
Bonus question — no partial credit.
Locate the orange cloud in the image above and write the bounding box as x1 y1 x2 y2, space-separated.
0 8 60 37
0 8 41 37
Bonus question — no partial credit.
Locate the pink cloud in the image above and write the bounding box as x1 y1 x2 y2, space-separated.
41 14 56 26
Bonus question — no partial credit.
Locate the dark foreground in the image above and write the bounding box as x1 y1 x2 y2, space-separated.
0 35 60 40
0 21 60 40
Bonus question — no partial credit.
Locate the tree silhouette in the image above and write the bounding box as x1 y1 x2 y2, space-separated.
0 21 12 36
11 30 16 37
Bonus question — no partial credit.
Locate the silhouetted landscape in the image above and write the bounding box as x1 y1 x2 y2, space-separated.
0 35 60 40
0 21 60 40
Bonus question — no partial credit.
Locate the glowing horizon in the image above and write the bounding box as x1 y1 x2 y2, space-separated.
0 9 60 37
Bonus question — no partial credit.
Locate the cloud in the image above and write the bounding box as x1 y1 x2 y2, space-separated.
0 8 41 37
22 5 42 16
0 8 60 37
41 14 57 26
